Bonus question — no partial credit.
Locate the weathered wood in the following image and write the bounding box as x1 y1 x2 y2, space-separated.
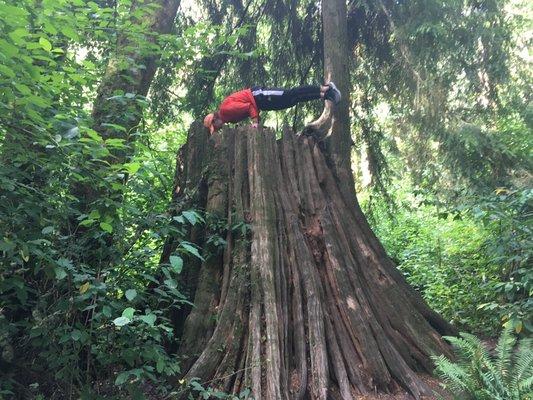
167 123 455 399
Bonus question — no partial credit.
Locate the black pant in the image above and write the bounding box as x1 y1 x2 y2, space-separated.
251 85 321 111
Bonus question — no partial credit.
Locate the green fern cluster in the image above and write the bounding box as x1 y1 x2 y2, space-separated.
432 327 533 400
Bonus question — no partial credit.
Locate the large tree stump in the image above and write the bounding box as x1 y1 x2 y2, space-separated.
165 121 456 400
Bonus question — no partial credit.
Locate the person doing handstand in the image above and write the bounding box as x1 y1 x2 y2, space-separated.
203 82 341 134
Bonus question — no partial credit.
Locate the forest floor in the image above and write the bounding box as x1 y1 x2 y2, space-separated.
350 374 451 400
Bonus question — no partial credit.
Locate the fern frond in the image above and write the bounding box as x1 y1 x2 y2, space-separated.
480 370 508 400
517 374 533 393
433 354 474 394
462 332 492 365
511 338 533 391
479 387 506 400
496 325 516 383
445 333 487 365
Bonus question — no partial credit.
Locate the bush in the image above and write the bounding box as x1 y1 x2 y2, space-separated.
472 188 532 335
366 186 503 333
365 182 533 336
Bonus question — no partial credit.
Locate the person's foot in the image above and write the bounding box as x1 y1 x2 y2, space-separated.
325 82 341 105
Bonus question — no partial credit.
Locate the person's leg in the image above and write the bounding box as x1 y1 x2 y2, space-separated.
285 85 322 103
252 87 289 111
292 83 341 104
252 83 340 111
253 85 324 110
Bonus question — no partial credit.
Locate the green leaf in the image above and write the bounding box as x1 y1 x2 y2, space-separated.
0 4 29 19
164 279 177 289
0 64 15 78
71 330 82 341
100 222 113 233
41 226 54 235
122 307 135 320
15 83 31 96
0 240 16 252
61 25 79 40
173 215 185 224
156 357 165 373
169 255 183 273
88 210 101 219
124 162 140 175
27 95 50 108
79 282 90 294
0 39 19 57
115 371 130 385
84 129 103 142
105 138 126 148
113 316 130 327
57 258 73 269
180 242 203 260
79 219 94 227
55 267 67 280
43 22 58 35
20 248 29 262
139 314 156 326
182 210 197 225
103 305 112 317
125 289 137 301
38 37 52 52
101 123 127 132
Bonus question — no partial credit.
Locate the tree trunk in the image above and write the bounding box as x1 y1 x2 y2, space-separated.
72 0 181 211
305 0 355 207
166 122 456 400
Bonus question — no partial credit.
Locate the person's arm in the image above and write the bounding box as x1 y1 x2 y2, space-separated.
249 102 259 128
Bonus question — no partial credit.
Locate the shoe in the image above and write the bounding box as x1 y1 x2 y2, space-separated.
325 81 341 105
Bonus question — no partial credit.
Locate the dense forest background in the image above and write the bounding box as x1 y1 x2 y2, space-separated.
0 0 531 398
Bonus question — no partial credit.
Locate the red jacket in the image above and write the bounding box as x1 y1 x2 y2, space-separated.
218 88 259 123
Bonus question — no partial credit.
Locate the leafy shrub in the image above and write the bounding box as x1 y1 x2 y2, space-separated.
472 188 532 334
432 327 533 400
0 206 200 398
366 186 503 333
366 184 532 335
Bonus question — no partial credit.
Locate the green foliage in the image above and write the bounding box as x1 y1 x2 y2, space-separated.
432 327 533 400
0 175 200 397
1 0 531 397
366 185 501 333
176 378 252 400
472 188 532 334
0 0 211 396
365 182 531 336
359 0 532 333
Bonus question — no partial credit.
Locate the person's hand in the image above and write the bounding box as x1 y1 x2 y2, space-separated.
251 122 259 128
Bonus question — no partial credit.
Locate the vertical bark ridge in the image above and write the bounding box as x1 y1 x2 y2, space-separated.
248 131 283 399
171 124 455 399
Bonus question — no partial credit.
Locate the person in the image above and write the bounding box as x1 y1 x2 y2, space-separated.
203 82 341 134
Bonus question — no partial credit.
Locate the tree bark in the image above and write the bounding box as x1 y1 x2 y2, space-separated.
305 0 355 207
165 123 456 400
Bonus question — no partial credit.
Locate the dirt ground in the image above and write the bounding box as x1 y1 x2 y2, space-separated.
351 374 452 400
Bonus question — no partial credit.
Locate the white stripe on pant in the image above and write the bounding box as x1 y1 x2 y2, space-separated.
251 89 284 96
